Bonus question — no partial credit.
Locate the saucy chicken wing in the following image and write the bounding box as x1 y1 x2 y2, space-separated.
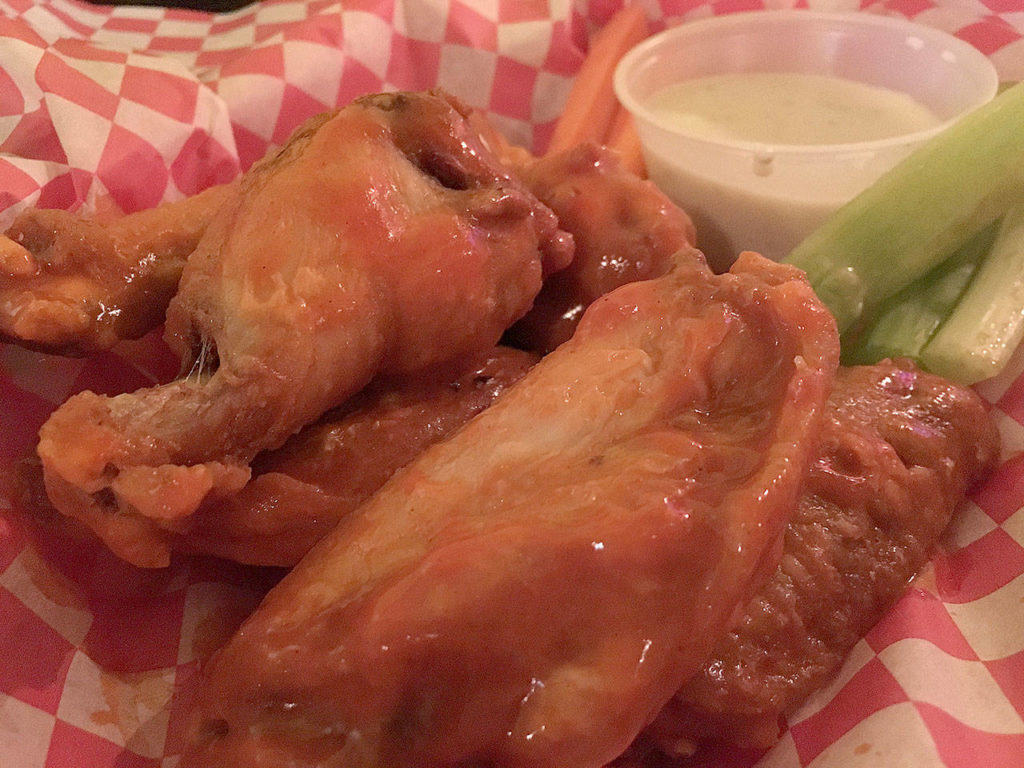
180 346 537 566
643 359 999 758
0 183 231 355
508 143 697 354
37 90 571 568
181 251 839 768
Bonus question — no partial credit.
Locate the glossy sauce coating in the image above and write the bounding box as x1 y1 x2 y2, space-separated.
645 359 1000 755
181 252 839 768
508 143 697 355
0 183 231 354
36 91 571 568
182 347 538 566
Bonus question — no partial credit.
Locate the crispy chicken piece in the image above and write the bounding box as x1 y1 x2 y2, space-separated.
508 143 697 354
643 359 1000 758
180 251 839 768
37 90 571 568
180 346 538 566
2 131 685 364
0 183 232 355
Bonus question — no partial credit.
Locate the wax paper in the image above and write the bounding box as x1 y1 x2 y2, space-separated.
0 1 1022 766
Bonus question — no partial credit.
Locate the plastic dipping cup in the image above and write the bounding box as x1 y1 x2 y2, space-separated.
614 11 999 271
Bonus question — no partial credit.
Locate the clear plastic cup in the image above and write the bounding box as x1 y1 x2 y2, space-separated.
614 11 999 270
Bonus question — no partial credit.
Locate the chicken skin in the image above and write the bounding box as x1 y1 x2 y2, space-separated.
644 359 999 757
1 134 689 362
508 143 697 354
180 251 839 768
0 183 231 355
180 346 538 566
15 141 693 568
36 90 571 568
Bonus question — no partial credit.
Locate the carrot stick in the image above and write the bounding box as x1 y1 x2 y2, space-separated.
605 104 647 177
546 4 649 156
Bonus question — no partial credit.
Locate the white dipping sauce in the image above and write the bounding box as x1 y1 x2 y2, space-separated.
647 72 942 145
639 73 943 268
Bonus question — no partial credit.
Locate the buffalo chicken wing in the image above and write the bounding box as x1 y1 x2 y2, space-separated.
0 183 231 355
644 359 999 757
180 346 538 566
509 143 697 354
36 90 571 568
181 251 839 768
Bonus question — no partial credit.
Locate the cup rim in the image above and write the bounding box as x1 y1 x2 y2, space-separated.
613 10 1000 158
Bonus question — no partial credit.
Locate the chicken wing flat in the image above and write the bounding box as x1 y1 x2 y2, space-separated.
181 251 839 768
0 183 231 355
508 143 697 354
179 346 537 566
36 90 572 568
643 359 999 758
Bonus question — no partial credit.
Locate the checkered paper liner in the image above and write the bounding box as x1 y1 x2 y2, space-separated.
0 0 1022 766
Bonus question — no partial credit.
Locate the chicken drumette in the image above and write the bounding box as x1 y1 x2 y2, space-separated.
508 143 696 354
0 183 231 355
36 90 571 567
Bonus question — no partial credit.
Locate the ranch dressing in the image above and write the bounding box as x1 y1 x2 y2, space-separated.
638 73 944 268
647 72 942 145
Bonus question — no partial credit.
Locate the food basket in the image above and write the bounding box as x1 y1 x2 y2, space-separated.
1 1 1022 766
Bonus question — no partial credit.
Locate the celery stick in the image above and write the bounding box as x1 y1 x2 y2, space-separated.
919 198 1024 384
842 221 997 366
785 81 1024 334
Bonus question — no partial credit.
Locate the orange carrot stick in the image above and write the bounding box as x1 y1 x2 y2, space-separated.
546 4 649 156
605 104 647 177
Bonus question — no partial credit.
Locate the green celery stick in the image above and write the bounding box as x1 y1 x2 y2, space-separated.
785 80 1024 334
920 197 1024 384
842 220 997 366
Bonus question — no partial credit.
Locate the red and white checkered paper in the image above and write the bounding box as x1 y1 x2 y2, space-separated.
1 1 1022 766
